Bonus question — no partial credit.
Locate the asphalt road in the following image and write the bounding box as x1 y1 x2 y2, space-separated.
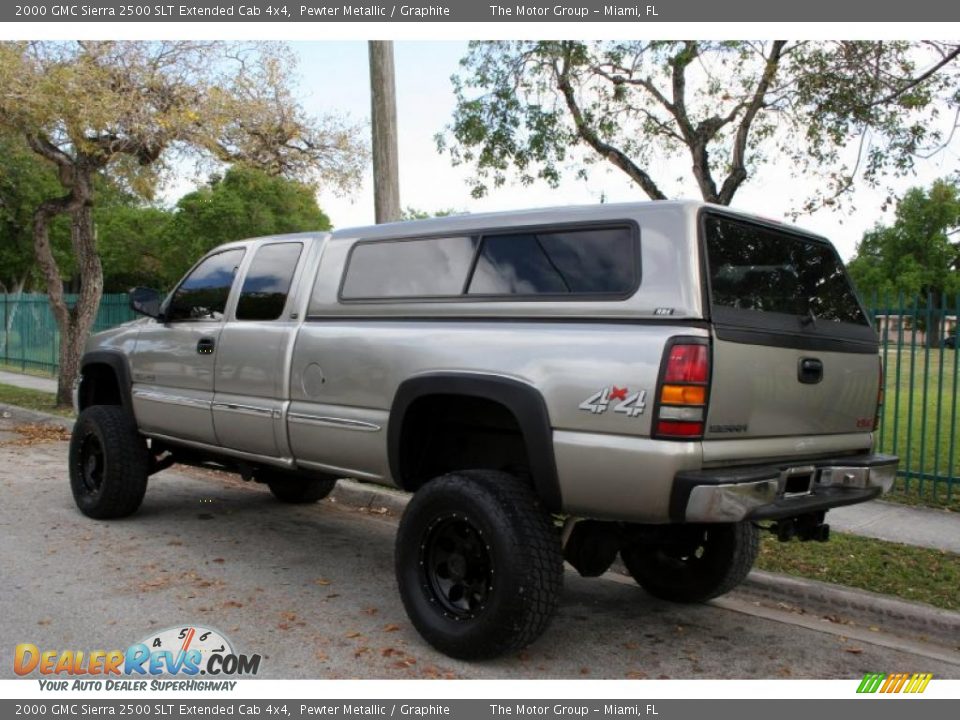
2 433 959 680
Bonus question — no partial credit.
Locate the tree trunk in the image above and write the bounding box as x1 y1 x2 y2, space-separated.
33 180 103 407
369 40 401 223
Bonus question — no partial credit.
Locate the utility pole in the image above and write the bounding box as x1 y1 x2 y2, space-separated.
368 41 400 224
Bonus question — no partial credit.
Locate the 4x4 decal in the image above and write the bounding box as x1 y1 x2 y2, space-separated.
579 387 647 417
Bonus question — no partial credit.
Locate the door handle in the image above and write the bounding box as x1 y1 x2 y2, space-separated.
197 338 216 355
798 357 823 384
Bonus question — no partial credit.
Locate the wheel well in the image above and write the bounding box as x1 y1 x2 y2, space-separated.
78 363 123 410
397 394 531 493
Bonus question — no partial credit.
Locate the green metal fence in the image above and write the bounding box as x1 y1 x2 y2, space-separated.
0 291 957 497
868 293 959 500
0 293 135 376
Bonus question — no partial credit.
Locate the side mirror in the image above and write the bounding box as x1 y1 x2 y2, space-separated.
128 287 163 319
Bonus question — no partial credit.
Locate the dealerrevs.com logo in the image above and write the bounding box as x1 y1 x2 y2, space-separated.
15 625 260 691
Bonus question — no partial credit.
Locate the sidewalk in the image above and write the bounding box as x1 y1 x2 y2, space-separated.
0 368 957 555
0 369 57 393
828 501 960 554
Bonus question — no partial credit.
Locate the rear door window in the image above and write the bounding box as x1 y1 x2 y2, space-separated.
702 213 876 351
236 242 303 321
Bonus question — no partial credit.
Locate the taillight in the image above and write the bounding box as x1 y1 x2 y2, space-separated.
874 357 884 432
655 340 710 439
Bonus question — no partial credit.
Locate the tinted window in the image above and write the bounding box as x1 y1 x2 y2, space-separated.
704 215 867 326
167 248 245 321
468 227 636 296
341 236 477 299
236 243 303 321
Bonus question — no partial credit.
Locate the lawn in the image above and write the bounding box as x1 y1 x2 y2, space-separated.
876 347 959 508
756 531 960 612
0 382 73 417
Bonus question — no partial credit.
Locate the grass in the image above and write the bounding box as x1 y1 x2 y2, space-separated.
0 361 57 378
756 531 960 612
0 382 73 417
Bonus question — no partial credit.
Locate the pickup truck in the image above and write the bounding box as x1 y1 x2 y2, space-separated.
70 201 897 660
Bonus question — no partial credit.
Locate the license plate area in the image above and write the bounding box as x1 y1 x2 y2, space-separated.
779 465 816 497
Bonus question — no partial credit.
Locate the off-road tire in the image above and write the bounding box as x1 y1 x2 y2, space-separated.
395 470 563 660
620 521 759 603
69 405 149 519
264 472 337 503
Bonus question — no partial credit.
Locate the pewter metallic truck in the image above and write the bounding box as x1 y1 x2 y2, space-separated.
70 201 897 659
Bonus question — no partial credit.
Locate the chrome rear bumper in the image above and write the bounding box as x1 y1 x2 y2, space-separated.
674 454 898 523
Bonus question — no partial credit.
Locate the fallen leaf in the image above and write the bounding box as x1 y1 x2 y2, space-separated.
212 558 225 564
845 648 864 654
346 631 363 639
362 607 379 616
383 623 401 632
625 671 648 680
315 578 332 586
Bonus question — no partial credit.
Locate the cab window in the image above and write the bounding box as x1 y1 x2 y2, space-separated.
166 248 245 322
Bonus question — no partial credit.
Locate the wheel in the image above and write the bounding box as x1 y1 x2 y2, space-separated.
395 470 563 660
69 405 149 519
620 522 759 603
263 471 336 504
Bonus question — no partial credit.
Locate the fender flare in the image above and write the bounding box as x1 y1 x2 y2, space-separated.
78 351 134 413
388 372 561 512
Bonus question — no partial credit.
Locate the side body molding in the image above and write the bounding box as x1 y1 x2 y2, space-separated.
388 372 561 512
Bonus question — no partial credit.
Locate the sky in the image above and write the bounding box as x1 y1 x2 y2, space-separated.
166 40 960 261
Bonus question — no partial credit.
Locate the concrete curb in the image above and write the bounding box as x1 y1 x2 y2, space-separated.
736 570 960 641
0 402 74 429
3 400 959 647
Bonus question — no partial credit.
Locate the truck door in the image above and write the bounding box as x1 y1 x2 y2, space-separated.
212 241 305 458
130 247 246 445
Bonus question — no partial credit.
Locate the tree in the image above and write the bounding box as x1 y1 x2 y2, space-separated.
400 207 463 220
160 165 332 284
0 41 366 405
847 180 960 346
0 132 69 356
440 41 959 212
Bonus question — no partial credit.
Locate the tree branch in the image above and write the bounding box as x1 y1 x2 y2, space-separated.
555 44 666 200
718 40 787 205
865 45 960 108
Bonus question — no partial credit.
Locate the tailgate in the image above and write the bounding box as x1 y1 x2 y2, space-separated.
707 339 878 437
700 211 880 441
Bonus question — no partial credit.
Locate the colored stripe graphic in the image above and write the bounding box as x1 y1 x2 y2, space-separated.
857 673 933 693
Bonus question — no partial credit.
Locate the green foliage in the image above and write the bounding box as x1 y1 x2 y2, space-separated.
160 166 332 284
0 133 66 290
400 207 464 220
847 180 960 302
440 41 959 212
